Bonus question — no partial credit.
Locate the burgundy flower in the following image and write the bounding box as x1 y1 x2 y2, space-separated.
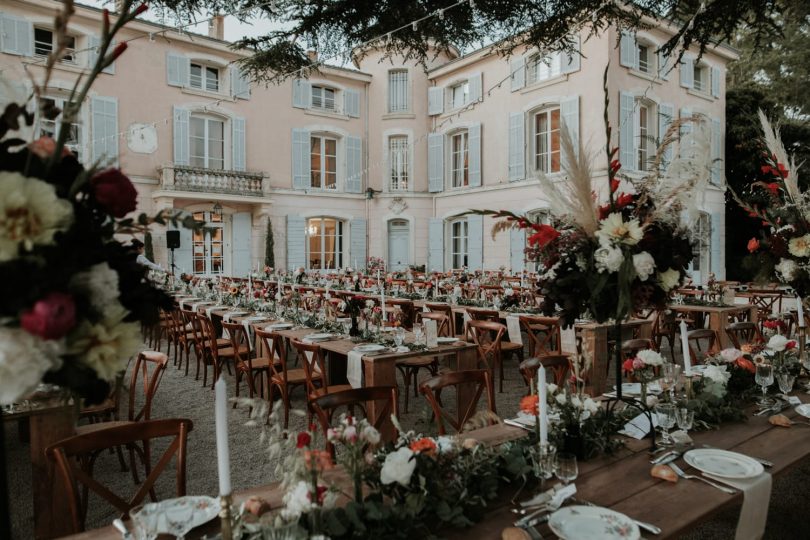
296 432 311 449
20 292 76 340
90 168 138 217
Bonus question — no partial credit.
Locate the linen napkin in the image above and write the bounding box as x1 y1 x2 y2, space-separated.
221 311 246 339
347 349 364 388
506 315 522 345
206 305 226 318
561 327 577 354
703 471 772 540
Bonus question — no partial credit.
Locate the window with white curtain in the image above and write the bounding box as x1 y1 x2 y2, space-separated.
190 115 225 169
306 217 344 270
532 107 561 173
450 81 469 109
191 211 224 275
389 135 409 190
310 135 338 189
527 52 561 84
388 70 409 113
450 130 469 188
449 219 469 269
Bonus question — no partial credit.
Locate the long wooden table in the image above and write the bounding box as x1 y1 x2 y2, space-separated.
670 303 759 349
62 393 810 540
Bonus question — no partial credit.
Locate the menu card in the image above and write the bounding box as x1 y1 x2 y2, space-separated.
425 319 438 348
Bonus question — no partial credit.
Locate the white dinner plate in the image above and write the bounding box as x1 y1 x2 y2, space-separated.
437 337 460 344
265 322 293 330
795 404 810 418
683 448 764 479
548 505 640 540
152 496 218 534
354 344 386 353
613 382 662 395
305 333 333 341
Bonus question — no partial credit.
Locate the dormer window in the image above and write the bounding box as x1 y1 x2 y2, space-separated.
693 64 708 92
189 63 219 92
34 28 75 63
311 85 337 111
450 82 469 110
638 44 650 73
527 53 561 84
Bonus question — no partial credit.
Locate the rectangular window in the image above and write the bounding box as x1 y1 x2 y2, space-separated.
189 63 220 92
310 135 337 189
37 97 82 160
637 104 649 171
638 45 650 73
34 28 75 63
450 82 469 109
693 66 706 92
191 211 224 275
451 220 468 269
533 108 561 173
527 53 561 84
311 86 336 111
388 70 409 113
189 116 225 169
451 131 469 188
389 136 409 190
307 218 343 270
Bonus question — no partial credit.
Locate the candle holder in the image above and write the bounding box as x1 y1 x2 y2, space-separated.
219 493 234 540
684 373 695 400
535 443 557 481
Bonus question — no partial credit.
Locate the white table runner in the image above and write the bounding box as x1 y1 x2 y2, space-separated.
704 471 772 540
347 350 363 388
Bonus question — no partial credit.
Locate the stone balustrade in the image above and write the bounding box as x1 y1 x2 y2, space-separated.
159 165 268 197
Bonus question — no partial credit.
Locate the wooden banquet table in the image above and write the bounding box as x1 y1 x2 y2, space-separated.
669 303 759 349
62 392 810 540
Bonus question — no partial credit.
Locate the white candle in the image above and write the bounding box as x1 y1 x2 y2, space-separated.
214 376 231 496
798 296 805 328
680 320 692 374
538 366 548 445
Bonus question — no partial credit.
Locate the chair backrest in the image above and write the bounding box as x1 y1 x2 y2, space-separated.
128 351 169 422
620 338 657 361
725 321 764 349
255 328 288 381
221 321 253 370
465 320 506 370
291 339 328 395
386 299 415 329
420 370 496 435
47 418 192 533
519 355 572 388
467 308 500 322
687 329 719 363
198 315 220 362
519 315 562 357
311 386 398 449
416 311 451 337
424 303 456 334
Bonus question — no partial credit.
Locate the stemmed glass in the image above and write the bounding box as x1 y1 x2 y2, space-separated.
393 327 406 348
755 363 774 407
164 502 195 539
662 363 682 402
554 453 578 486
412 323 424 346
129 504 159 540
675 408 694 435
776 371 795 396
655 403 677 446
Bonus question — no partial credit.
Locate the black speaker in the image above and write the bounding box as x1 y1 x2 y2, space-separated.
166 230 180 249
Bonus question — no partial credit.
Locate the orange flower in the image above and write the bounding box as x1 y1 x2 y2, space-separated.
747 238 760 253
409 437 438 454
28 136 72 159
520 394 540 416
735 357 756 374
304 449 334 471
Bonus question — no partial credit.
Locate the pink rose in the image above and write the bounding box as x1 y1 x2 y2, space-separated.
90 168 138 218
20 292 76 340
632 358 644 370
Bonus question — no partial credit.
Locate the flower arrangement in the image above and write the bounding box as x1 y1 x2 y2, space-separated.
326 414 381 502
0 1 201 405
367 256 386 274
621 349 665 404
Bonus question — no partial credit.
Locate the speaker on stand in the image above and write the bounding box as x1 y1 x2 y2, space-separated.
166 230 180 277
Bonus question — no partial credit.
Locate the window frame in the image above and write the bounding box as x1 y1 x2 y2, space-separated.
189 113 226 170
635 101 655 171
35 96 83 159
387 69 410 113
448 218 469 270
449 129 470 188
310 133 339 190
34 27 76 63
637 43 653 74
388 135 409 191
189 62 220 92
531 106 562 174
693 63 708 93
311 85 338 112
305 217 344 271
449 81 470 110
527 52 562 84
191 210 225 276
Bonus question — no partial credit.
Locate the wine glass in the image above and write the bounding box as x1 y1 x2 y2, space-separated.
393 327 406 348
340 318 352 336
554 452 578 486
675 408 694 434
662 363 682 402
755 363 774 406
130 503 159 540
776 371 795 396
164 501 195 539
655 403 677 446
412 323 424 346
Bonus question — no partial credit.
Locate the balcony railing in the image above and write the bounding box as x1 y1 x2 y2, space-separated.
159 165 268 197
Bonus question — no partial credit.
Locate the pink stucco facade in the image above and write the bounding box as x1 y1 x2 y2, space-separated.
0 1 736 282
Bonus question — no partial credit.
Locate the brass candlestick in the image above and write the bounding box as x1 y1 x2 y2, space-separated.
219 493 234 540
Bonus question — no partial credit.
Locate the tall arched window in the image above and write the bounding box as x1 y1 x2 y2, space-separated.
190 113 225 169
306 217 344 270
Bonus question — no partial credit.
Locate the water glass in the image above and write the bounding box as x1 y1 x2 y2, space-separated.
662 363 682 401
554 452 579 486
755 363 774 406
655 403 677 446
393 327 406 347
129 503 160 540
164 502 195 539
776 371 795 395
412 323 424 345
675 408 694 432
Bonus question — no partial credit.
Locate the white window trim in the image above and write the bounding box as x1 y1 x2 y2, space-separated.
189 62 221 93
447 128 470 190
309 133 340 191
526 51 563 85
447 217 469 270
305 216 346 272
384 130 413 192
528 104 562 176
304 124 348 192
446 79 470 112
34 94 85 158
189 209 229 276
189 113 228 170
33 27 77 64
387 69 411 113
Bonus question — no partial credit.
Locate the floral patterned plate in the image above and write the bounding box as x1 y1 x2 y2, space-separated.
549 505 640 540
794 404 810 418
683 449 763 479
152 496 219 534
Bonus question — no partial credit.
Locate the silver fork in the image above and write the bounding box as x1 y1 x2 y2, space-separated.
669 463 737 494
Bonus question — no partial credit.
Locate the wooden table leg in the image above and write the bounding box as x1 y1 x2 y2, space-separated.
710 312 731 350
31 407 75 539
363 357 398 442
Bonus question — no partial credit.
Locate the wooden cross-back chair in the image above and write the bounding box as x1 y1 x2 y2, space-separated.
725 321 765 349
420 370 496 436
256 328 312 428
311 386 398 454
466 319 507 392
424 302 460 337
686 329 720 365
47 418 192 534
290 339 352 400
519 355 572 391
221 321 272 403
519 315 563 357
415 311 451 337
179 308 204 376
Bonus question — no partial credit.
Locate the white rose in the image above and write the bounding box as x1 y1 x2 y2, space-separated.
767 334 789 352
570 395 582 409
774 258 799 282
365 300 375 309
67 303 141 380
637 349 664 366
281 481 314 520
361 425 380 445
555 393 567 405
703 364 731 385
788 235 810 258
583 398 599 414
632 252 656 282
69 263 120 315
719 348 743 363
596 212 644 246
546 383 558 394
594 245 624 274
380 446 416 487
657 268 682 292
0 327 63 405
436 435 456 454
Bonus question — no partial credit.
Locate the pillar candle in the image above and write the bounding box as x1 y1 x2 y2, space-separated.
538 366 548 445
798 296 805 328
680 319 692 374
214 376 231 496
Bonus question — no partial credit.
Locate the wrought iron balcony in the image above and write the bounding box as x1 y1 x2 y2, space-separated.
159 165 268 197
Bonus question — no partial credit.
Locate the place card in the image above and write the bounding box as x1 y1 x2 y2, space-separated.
425 319 438 348
620 412 659 440
785 395 802 405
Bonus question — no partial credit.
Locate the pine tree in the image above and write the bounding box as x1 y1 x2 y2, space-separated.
265 219 275 268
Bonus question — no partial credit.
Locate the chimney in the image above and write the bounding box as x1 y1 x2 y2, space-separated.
208 15 225 40
307 49 318 62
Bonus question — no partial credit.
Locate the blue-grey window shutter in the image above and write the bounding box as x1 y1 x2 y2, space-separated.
344 89 360 118
619 92 635 170
292 79 311 109
291 128 310 189
560 95 579 160
658 103 674 165
350 218 367 270
0 14 32 56
428 133 444 192
91 96 118 165
468 72 482 103
232 212 252 277
166 52 189 87
88 36 114 74
711 117 722 184
428 218 444 272
562 35 581 74
680 56 694 88
710 212 723 279
711 67 721 98
286 215 306 270
657 50 669 80
169 224 193 275
508 112 525 182
467 215 484 271
510 228 526 272
620 31 637 69
173 106 189 166
468 123 481 187
232 117 246 172
231 68 250 100
428 87 444 116
511 56 525 91
345 135 362 193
